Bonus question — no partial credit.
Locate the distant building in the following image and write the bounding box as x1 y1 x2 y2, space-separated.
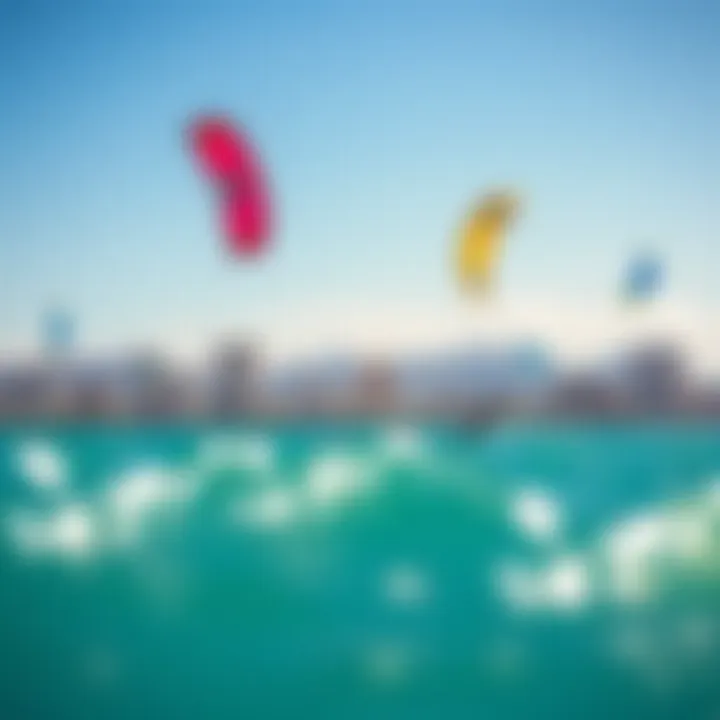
206 340 259 418
549 373 626 418
44 365 78 418
69 379 120 419
39 308 77 417
0 365 49 419
264 354 358 418
397 343 555 415
614 343 687 416
121 352 185 418
355 358 398 415
687 384 720 418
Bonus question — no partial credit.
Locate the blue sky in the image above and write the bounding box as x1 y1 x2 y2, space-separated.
0 0 717 357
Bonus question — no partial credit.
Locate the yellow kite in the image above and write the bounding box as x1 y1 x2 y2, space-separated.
455 191 520 293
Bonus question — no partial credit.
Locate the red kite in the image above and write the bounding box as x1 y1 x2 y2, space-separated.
187 115 273 258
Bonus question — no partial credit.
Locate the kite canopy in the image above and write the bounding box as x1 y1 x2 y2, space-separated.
623 251 663 304
187 115 272 257
455 191 519 294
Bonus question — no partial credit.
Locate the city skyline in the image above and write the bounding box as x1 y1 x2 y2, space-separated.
0 322 717 422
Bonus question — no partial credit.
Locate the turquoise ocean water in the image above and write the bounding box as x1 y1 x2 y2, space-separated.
0 422 718 719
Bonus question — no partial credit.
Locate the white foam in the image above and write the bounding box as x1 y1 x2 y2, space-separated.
51 505 95 557
380 426 426 462
496 556 590 612
16 440 66 489
498 482 720 614
305 453 365 507
237 488 298 530
10 505 95 559
510 486 562 543
233 435 274 472
106 465 193 543
605 512 667 562
542 556 590 610
6 504 95 559
667 514 711 560
604 512 666 603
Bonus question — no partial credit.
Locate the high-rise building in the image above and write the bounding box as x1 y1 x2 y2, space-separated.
355 358 398 415
41 308 77 417
0 365 48 419
549 373 624 418
615 342 687 415
122 352 183 418
206 340 259 418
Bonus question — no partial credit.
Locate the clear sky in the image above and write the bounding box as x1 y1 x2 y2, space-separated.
0 0 718 362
